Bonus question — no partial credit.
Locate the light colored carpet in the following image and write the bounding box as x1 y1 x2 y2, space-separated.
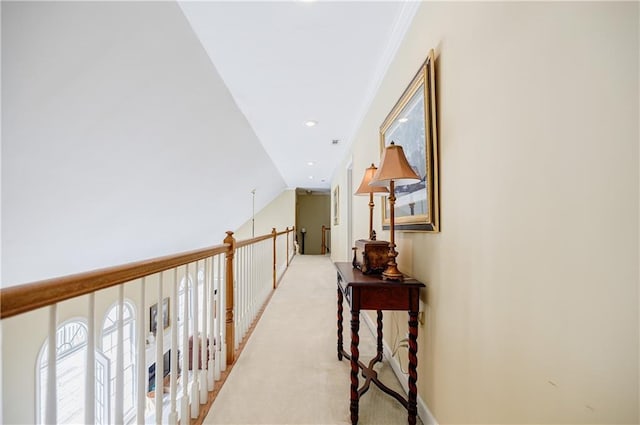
203 255 423 425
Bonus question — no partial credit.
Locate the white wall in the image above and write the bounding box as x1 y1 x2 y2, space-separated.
333 2 638 423
1 1 286 287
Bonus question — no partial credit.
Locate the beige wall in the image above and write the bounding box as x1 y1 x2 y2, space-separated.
235 189 296 240
297 193 331 255
332 2 638 423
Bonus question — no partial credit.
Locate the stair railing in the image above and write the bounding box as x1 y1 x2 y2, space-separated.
0 226 295 425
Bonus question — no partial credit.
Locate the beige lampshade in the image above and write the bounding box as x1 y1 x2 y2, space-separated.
370 141 420 186
354 164 389 195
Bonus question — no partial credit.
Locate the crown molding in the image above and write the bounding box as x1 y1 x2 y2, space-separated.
342 1 421 152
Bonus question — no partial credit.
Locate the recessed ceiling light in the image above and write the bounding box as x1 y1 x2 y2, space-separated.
308 175 314 179
398 117 409 123
305 120 317 127
307 161 315 166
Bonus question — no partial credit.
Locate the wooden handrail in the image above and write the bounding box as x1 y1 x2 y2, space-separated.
0 226 296 320
0 244 229 320
1 225 296 425
276 227 293 237
235 233 273 248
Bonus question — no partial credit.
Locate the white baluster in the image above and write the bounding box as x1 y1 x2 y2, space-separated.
115 285 124 425
258 242 262 305
255 243 260 313
251 240 258 310
236 248 242 345
245 244 254 334
86 293 96 424
257 242 261 307
245 247 249 336
251 244 255 325
45 304 57 425
244 246 248 337
239 247 243 342
155 273 163 424
220 257 227 373
190 261 200 419
267 240 271 300
168 269 178 425
262 241 267 303
240 247 246 340
269 239 273 297
208 256 216 390
245 246 250 332
137 278 146 424
199 258 208 405
234 251 239 350
264 240 269 302
215 255 222 378
180 265 190 423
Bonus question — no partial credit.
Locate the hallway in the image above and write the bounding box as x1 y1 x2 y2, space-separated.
203 255 422 425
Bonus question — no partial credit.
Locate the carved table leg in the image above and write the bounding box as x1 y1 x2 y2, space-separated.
350 309 360 425
407 311 419 425
376 310 383 362
337 287 344 360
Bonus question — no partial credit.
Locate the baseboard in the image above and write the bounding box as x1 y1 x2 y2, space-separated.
360 312 438 425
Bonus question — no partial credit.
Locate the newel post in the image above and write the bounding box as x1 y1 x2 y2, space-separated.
223 231 236 365
285 227 290 267
272 228 277 289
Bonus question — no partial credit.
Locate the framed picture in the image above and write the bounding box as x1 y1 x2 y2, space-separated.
333 185 340 225
150 297 170 335
380 49 439 232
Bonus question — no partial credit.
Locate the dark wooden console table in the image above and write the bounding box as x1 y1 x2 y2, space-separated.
334 262 425 425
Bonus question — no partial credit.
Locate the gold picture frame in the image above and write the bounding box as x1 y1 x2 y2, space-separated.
380 49 439 232
150 297 170 335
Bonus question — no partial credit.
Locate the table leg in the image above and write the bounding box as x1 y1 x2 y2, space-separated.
376 310 383 362
337 287 344 361
408 311 419 425
350 309 360 425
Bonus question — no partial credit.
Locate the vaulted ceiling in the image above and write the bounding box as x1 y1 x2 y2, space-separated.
2 1 419 286
179 1 419 190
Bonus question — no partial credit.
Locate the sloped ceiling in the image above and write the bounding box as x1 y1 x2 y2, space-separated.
179 1 419 190
1 1 287 285
1 1 419 286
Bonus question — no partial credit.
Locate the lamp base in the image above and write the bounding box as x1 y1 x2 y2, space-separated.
382 264 404 282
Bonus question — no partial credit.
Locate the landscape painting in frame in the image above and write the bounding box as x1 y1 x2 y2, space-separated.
380 49 439 232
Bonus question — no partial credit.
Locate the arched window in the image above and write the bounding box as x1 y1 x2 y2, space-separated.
102 301 136 423
178 269 205 335
37 320 88 424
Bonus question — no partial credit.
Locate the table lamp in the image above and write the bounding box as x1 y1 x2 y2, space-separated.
354 164 388 240
369 141 420 281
